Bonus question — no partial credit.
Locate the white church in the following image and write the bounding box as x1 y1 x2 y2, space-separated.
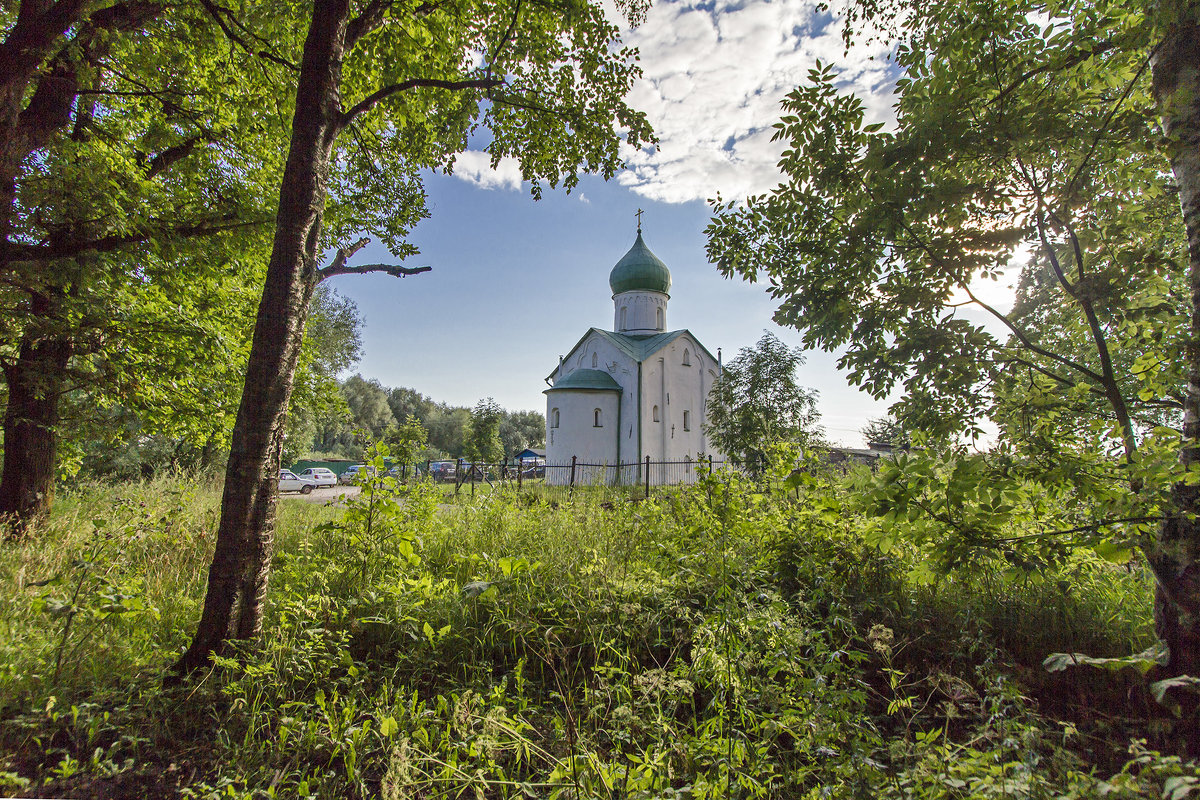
544 224 722 485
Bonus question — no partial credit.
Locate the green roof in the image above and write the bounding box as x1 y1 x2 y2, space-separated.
545 328 720 383
609 233 671 295
590 329 687 362
545 369 622 392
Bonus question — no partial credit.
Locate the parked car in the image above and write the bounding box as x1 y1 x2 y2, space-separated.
278 469 316 494
428 462 456 483
296 467 337 487
338 464 375 484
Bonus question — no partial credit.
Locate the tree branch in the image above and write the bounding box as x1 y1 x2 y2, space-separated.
317 237 432 282
318 262 432 282
986 41 1115 111
340 77 502 126
1060 217 1139 447
345 0 394 49
485 0 521 85
1063 47 1153 200
2 216 268 262
146 131 215 179
1001 352 1092 391
0 0 91 88
196 0 297 70
963 284 1104 382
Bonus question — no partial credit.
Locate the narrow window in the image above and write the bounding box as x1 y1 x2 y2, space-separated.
592 352 599 368
656 307 664 330
619 307 627 329
683 348 691 366
593 408 603 427
652 405 660 422
683 410 691 431
551 408 560 428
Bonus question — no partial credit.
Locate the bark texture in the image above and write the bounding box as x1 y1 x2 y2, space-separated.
1151 6 1200 679
171 0 350 675
0 0 162 530
0 293 72 535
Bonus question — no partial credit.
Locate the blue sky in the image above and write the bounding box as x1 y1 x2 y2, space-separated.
329 175 897 447
326 0 1016 447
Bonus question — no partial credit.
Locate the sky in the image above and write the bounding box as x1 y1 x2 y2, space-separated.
326 0 1017 448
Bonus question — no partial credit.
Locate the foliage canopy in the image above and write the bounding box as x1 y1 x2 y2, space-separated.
705 331 823 464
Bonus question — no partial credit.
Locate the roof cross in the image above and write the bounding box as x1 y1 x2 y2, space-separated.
635 208 643 233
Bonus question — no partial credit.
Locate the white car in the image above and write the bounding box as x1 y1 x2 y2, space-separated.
296 467 337 488
278 469 316 494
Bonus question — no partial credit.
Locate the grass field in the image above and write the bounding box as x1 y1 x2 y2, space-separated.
0 464 1193 798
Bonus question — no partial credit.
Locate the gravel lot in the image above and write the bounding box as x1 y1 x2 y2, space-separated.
284 485 361 504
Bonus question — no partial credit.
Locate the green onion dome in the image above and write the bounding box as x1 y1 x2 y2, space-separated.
609 233 671 296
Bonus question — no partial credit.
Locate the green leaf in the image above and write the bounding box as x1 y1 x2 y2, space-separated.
462 581 492 599
379 716 399 738
1044 643 1168 675
1093 541 1133 563
1149 675 1200 705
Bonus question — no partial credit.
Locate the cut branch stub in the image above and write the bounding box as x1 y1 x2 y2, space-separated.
318 262 432 282
317 236 432 281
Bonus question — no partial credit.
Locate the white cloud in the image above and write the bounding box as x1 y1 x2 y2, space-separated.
450 151 523 191
620 0 897 204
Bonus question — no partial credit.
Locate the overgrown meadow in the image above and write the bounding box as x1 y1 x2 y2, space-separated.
1 457 1196 799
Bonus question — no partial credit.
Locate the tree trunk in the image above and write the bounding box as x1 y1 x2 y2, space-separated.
0 294 72 535
170 0 350 676
1151 10 1200 678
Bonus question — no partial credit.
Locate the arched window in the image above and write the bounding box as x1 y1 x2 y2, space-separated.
592 352 599 368
683 348 691 366
551 408 560 428
656 307 664 330
652 405 660 422
593 408 603 427
619 307 627 330
683 410 691 431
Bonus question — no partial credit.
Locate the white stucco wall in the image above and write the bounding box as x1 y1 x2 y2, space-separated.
613 291 668 334
545 389 621 485
637 333 719 484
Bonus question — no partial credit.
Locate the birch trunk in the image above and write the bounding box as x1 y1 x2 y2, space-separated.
1151 9 1200 678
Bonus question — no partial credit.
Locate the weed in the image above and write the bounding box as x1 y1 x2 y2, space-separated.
0 466 1194 797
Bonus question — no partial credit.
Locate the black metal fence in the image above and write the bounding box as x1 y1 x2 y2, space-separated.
383 448 883 502
387 456 759 501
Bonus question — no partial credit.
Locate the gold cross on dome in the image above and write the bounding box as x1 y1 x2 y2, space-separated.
635 208 643 232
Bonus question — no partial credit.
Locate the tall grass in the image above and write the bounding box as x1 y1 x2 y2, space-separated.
0 466 1189 799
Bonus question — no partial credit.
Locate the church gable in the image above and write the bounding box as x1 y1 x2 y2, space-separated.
551 328 634 381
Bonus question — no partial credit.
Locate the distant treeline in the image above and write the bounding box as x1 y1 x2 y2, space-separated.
306 375 544 463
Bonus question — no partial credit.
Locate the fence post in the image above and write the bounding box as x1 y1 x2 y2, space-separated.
645 455 651 499
570 455 577 488
456 458 463 495
517 459 523 491
708 454 713 473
